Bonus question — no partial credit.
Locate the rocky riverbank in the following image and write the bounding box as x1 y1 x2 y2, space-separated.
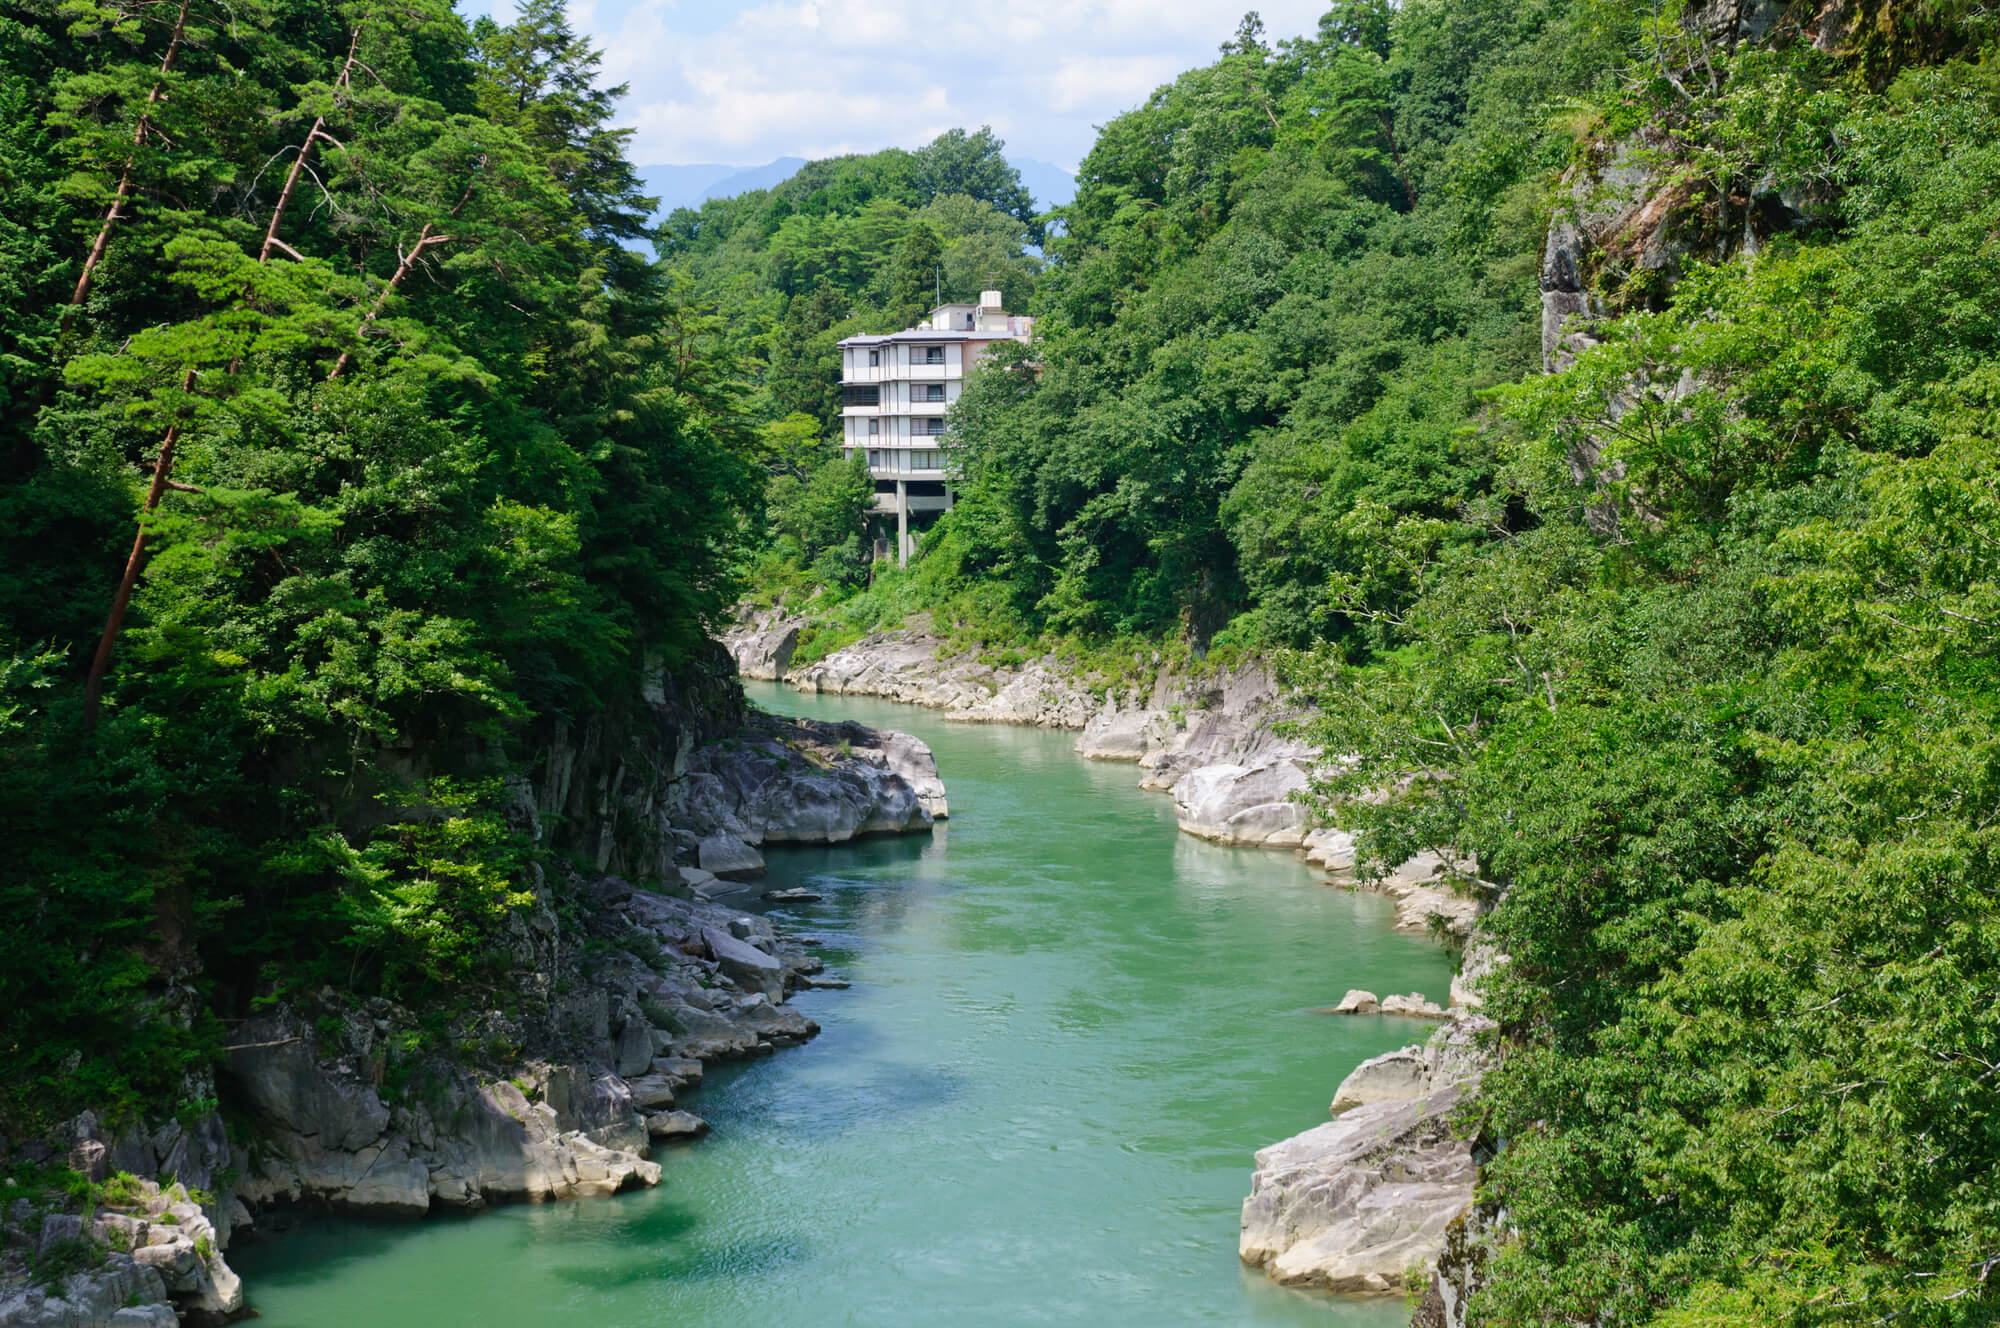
1239 1014 1491 1295
1 649 948 1328
726 608 1500 1317
731 610 1321 849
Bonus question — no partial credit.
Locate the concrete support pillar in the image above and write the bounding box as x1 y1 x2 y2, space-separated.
896 479 909 566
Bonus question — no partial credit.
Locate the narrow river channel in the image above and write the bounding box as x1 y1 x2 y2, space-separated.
231 682 1454 1325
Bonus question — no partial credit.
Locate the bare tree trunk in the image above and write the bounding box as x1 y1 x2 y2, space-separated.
258 22 363 263
82 368 198 732
66 0 192 327
327 179 472 379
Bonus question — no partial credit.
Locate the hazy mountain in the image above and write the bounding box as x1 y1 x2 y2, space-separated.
638 157 809 219
635 163 741 215
1012 157 1077 212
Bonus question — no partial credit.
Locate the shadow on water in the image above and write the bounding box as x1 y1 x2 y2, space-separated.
690 1058 965 1140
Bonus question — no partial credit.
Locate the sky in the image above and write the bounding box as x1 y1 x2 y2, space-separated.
466 0 1333 171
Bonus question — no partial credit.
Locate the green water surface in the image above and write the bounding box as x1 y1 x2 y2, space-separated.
230 682 1454 1326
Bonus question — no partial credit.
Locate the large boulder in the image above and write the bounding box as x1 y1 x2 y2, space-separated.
725 608 802 680
703 927 785 1002
1240 1084 1477 1294
697 832 766 879
1172 760 1309 847
338 1155 431 1219
1330 1049 1430 1114
1242 1016 1495 1296
676 718 939 845
225 1024 390 1154
1075 707 1168 762
873 729 949 819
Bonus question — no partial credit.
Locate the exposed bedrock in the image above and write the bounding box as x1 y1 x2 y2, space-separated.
1239 1017 1493 1297
221 879 832 1224
742 617 1313 848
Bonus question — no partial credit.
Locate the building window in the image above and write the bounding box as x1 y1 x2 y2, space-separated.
914 384 945 402
916 346 944 364
867 419 879 435
842 384 880 407
916 417 946 436
912 450 942 470
868 350 879 367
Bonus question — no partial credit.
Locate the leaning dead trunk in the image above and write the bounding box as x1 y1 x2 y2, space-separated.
81 369 197 732
327 178 473 380
258 22 363 264
66 0 193 327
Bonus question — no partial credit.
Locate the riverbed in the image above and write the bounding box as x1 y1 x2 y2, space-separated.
230 682 1454 1325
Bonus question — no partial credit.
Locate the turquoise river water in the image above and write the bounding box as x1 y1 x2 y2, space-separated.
230 681 1454 1326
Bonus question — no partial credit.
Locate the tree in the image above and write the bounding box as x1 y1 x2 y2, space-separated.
886 222 944 328
766 450 873 587
765 278 845 430
911 127 1035 236
471 0 655 247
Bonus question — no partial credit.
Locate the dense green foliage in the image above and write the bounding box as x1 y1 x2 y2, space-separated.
1294 34 2000 1318
822 0 1601 647
781 1 2000 1321
0 0 756 1127
8 0 2000 1318
657 128 1045 435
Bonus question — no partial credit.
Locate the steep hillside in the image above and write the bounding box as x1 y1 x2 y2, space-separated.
769 1 2000 1321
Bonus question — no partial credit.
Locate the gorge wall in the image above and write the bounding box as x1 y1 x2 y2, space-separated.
0 648 948 1328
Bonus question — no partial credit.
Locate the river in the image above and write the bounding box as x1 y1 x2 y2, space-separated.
230 682 1454 1325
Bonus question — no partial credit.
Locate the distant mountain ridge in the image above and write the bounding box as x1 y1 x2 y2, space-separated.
638 158 809 217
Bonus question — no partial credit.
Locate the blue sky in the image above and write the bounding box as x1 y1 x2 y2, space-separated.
465 0 1333 171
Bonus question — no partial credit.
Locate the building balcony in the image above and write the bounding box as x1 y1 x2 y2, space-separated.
842 404 950 419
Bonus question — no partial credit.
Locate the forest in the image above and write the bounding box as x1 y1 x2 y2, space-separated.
758 0 2000 1321
0 0 767 1123
3 0 1998 1321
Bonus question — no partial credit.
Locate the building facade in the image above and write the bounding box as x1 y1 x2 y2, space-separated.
838 290 1033 563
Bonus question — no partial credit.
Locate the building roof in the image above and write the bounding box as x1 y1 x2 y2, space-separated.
836 329 1006 348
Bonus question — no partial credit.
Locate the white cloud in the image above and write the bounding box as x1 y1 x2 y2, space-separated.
583 0 1331 169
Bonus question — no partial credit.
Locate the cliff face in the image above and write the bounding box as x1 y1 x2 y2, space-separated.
1 640 947 1328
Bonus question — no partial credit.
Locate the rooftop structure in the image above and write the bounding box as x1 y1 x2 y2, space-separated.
838 290 1033 563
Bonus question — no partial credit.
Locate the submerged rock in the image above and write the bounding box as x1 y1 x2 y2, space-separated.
644 1112 708 1139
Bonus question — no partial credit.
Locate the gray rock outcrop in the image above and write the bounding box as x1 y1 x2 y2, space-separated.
678 714 941 848
1171 758 1309 848
1240 1084 1476 1294
739 618 1323 852
727 606 803 680
1304 834 1490 942
0 1176 241 1328
1240 1016 1492 1296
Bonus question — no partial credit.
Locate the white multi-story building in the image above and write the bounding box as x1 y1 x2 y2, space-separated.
838 290 1033 563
